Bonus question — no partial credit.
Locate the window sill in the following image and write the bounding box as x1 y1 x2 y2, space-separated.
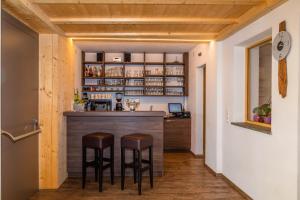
231 122 271 135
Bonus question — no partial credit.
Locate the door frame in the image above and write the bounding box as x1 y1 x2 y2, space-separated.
198 64 206 162
203 65 206 162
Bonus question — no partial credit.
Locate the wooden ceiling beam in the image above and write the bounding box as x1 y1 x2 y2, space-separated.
66 32 218 37
66 32 217 38
2 0 64 34
71 37 210 43
32 0 264 5
51 17 237 25
216 0 287 40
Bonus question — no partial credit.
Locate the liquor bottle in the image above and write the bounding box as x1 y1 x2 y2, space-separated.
88 66 93 77
85 65 89 77
97 66 102 77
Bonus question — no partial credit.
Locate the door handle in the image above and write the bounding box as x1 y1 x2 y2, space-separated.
1 119 41 142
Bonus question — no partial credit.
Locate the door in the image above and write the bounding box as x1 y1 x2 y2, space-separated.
1 10 39 200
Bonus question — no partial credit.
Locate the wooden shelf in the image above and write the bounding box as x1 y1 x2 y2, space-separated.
84 62 103 64
83 76 104 79
105 85 125 87
145 62 164 65
165 62 184 65
125 77 145 79
82 85 105 87
105 62 124 65
124 62 144 65
165 75 184 77
83 85 182 87
124 85 144 87
83 90 124 93
144 86 164 88
82 51 189 97
104 76 124 79
145 75 164 77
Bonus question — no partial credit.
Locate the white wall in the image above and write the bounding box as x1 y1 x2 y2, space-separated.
124 96 186 113
187 43 208 155
214 0 300 199
205 41 223 172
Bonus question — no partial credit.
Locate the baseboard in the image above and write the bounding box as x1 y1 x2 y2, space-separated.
204 164 252 200
190 151 204 159
204 163 222 177
221 175 253 200
164 149 191 153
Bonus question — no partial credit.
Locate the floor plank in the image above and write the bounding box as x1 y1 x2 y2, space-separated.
30 153 245 200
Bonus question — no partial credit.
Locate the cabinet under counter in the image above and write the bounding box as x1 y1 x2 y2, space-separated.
164 118 191 151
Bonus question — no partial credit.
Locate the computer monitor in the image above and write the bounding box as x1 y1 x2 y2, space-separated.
168 103 183 113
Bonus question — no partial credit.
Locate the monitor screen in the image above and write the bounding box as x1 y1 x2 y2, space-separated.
168 103 183 113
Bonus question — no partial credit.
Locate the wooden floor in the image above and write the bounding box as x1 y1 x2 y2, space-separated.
30 153 245 200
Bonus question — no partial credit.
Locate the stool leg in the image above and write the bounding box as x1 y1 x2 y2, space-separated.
99 148 103 192
138 150 142 195
149 146 153 188
133 149 137 184
110 144 114 185
82 146 87 189
121 147 125 190
94 149 99 182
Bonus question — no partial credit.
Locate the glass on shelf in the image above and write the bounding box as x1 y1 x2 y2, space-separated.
125 89 144 96
145 87 163 96
125 79 144 86
105 66 123 77
105 79 123 86
125 69 144 78
85 64 103 77
145 77 163 86
145 67 163 76
165 77 184 87
165 66 184 76
165 87 184 96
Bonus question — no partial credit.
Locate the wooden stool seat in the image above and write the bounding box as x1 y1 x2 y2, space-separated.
121 133 153 195
83 132 114 149
121 133 153 150
82 132 114 192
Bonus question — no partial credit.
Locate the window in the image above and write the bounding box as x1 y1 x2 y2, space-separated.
246 38 272 127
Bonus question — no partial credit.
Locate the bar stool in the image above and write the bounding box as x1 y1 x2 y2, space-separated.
82 132 114 192
121 133 153 195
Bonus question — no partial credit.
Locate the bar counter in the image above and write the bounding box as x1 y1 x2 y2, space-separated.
63 111 165 177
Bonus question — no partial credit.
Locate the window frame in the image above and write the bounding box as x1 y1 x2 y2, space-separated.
245 37 272 128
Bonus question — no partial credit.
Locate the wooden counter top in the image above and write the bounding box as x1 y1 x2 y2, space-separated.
63 111 166 117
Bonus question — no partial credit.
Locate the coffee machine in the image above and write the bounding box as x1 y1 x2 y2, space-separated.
115 93 123 111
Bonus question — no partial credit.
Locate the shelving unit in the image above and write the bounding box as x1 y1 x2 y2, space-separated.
81 51 189 98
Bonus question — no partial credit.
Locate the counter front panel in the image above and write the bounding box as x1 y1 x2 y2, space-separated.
64 111 165 177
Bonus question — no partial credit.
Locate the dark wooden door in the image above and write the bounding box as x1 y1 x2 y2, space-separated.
1 11 39 200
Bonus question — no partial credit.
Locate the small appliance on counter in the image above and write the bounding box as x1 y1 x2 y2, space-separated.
168 103 191 118
87 99 112 111
125 98 140 111
115 92 124 111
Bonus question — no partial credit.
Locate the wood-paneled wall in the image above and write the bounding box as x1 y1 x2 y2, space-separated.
39 34 75 189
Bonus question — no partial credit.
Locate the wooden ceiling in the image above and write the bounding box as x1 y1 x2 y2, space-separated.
2 0 286 42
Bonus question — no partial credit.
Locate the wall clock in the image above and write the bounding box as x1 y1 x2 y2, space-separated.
272 21 291 98
272 31 291 61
